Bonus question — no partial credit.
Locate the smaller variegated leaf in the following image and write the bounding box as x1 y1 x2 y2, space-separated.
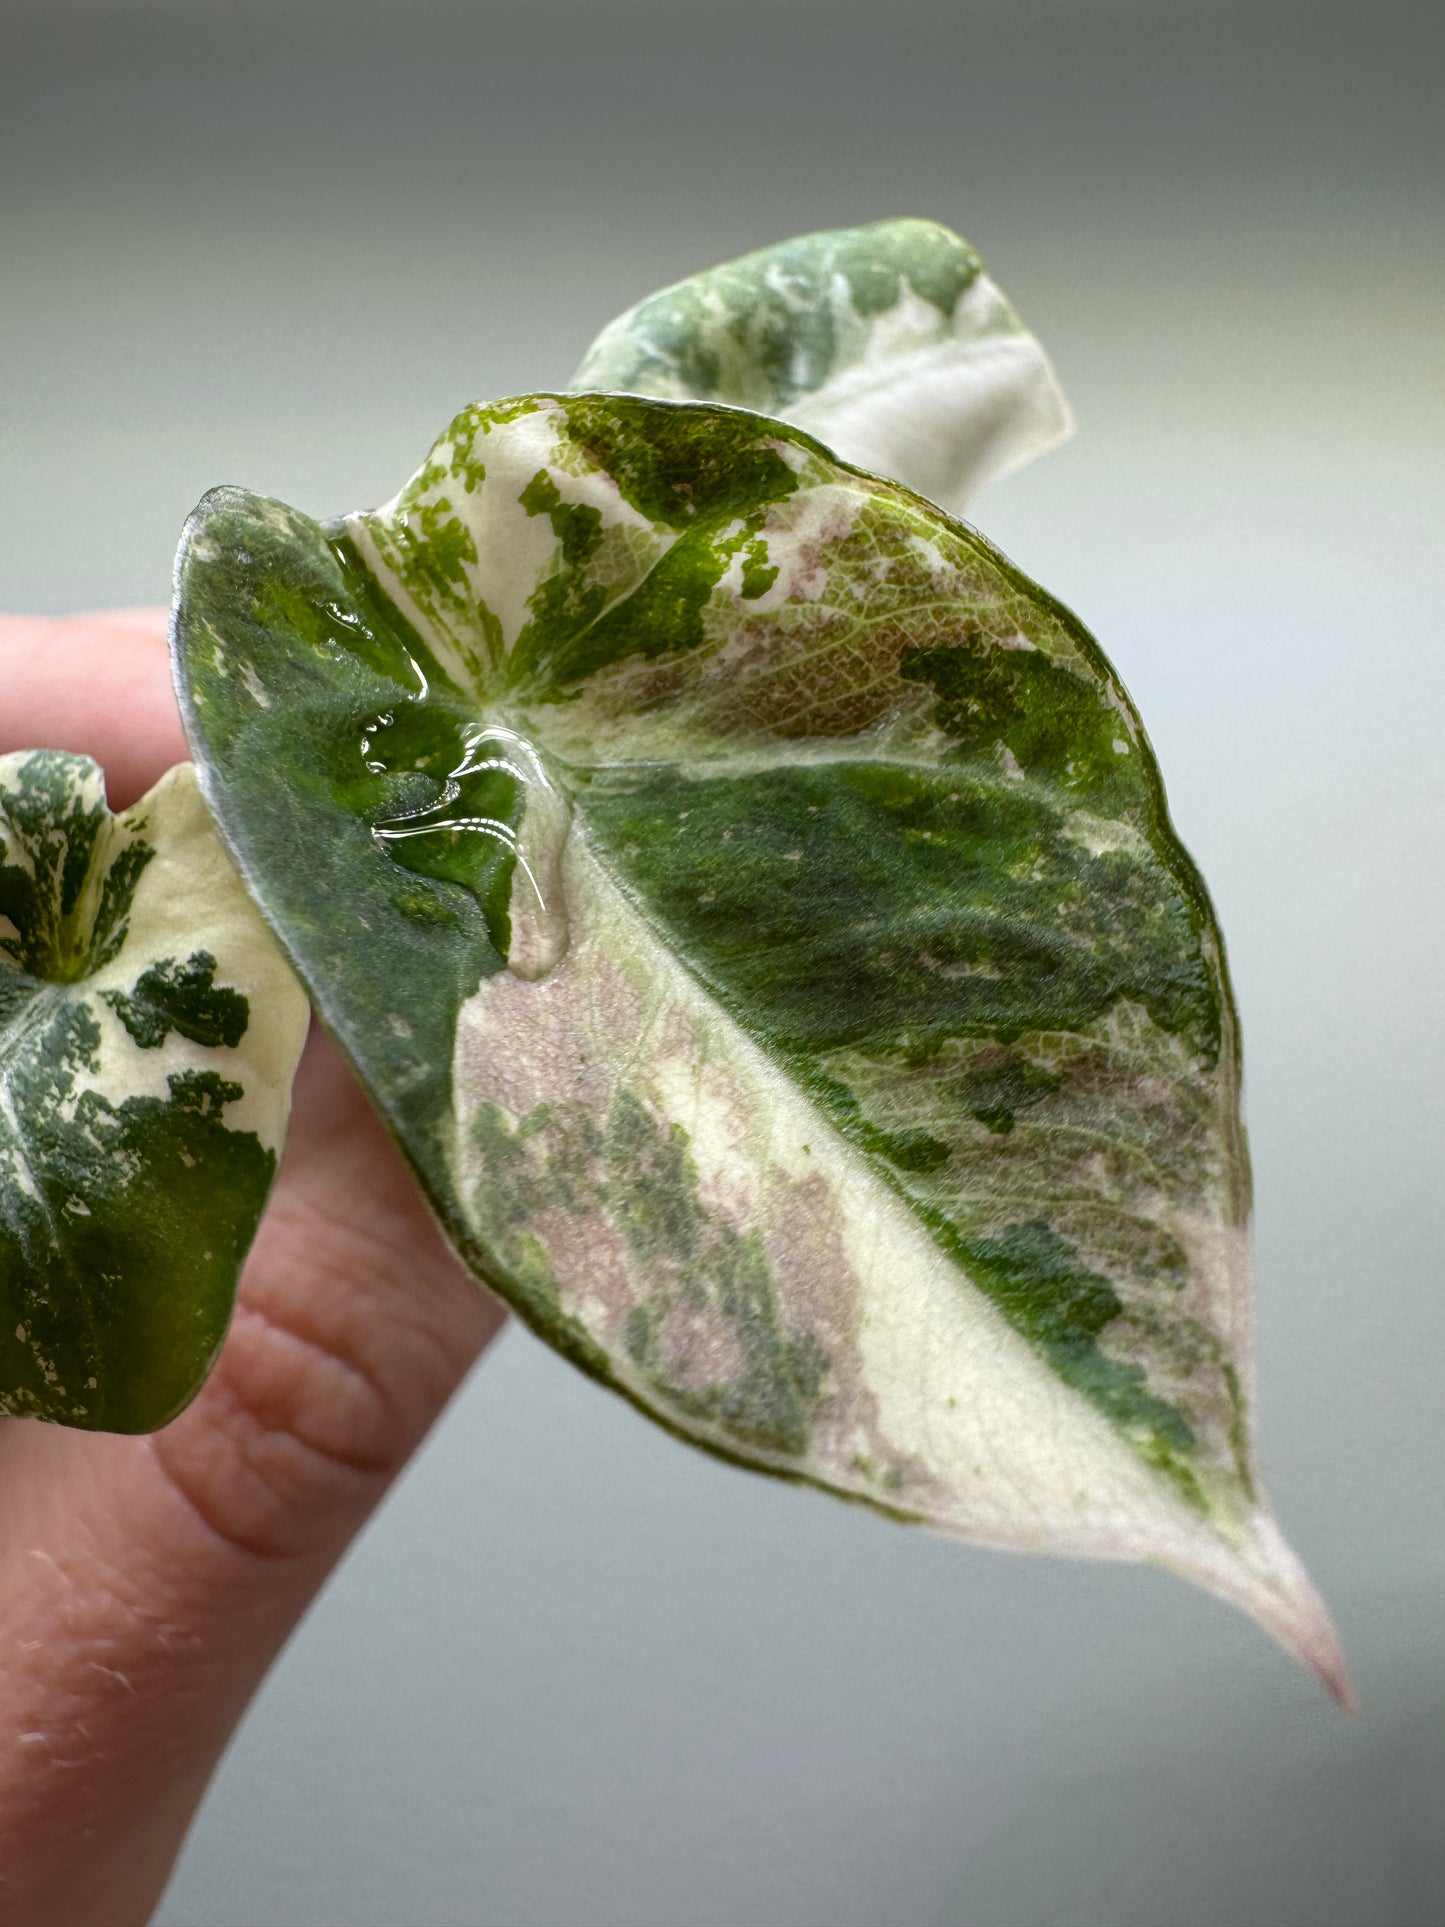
0 754 309 1432
174 393 1345 1697
571 218 1071 516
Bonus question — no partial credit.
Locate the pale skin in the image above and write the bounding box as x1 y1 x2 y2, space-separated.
0 611 507 1927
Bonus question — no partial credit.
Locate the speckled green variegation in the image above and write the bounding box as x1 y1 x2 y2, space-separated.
172 392 1343 1692
572 219 1071 516
0 754 308 1431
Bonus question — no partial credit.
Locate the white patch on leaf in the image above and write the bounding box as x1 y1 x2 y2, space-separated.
76 765 308 1153
785 272 1071 515
715 485 864 618
357 404 676 685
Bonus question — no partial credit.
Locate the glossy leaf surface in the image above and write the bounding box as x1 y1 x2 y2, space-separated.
572 218 1071 515
0 755 308 1431
173 394 1343 1690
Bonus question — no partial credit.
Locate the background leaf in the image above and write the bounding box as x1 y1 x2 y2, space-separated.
571 219 1072 515
0 754 309 1431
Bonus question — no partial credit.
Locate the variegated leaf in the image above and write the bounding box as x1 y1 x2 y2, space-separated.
172 394 1344 1694
571 218 1072 516
0 754 309 1432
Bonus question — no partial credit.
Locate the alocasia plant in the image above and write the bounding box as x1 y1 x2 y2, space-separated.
1 220 1346 1697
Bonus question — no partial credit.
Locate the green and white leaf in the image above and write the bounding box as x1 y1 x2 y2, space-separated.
173 393 1343 1693
0 754 309 1432
572 218 1072 516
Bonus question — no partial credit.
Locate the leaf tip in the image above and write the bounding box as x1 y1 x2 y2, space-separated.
1172 1505 1354 1709
1264 1551 1356 1712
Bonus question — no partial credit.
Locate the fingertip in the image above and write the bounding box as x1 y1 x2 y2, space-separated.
0 612 189 807
71 606 172 644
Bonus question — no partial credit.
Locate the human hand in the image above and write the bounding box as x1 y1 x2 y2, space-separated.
0 611 507 1927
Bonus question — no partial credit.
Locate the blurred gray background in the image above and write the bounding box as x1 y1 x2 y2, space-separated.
4 1 1442 1922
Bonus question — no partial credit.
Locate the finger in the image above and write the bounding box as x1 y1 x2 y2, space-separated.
0 611 187 808
0 1028 506 1924
72 605 173 635
149 1023 504 1561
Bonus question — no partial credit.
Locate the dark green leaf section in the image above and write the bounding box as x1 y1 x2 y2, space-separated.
582 761 1219 1061
900 639 1152 825
550 394 801 533
0 1009 274 1432
103 951 249 1051
171 493 514 1202
470 1093 829 1459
